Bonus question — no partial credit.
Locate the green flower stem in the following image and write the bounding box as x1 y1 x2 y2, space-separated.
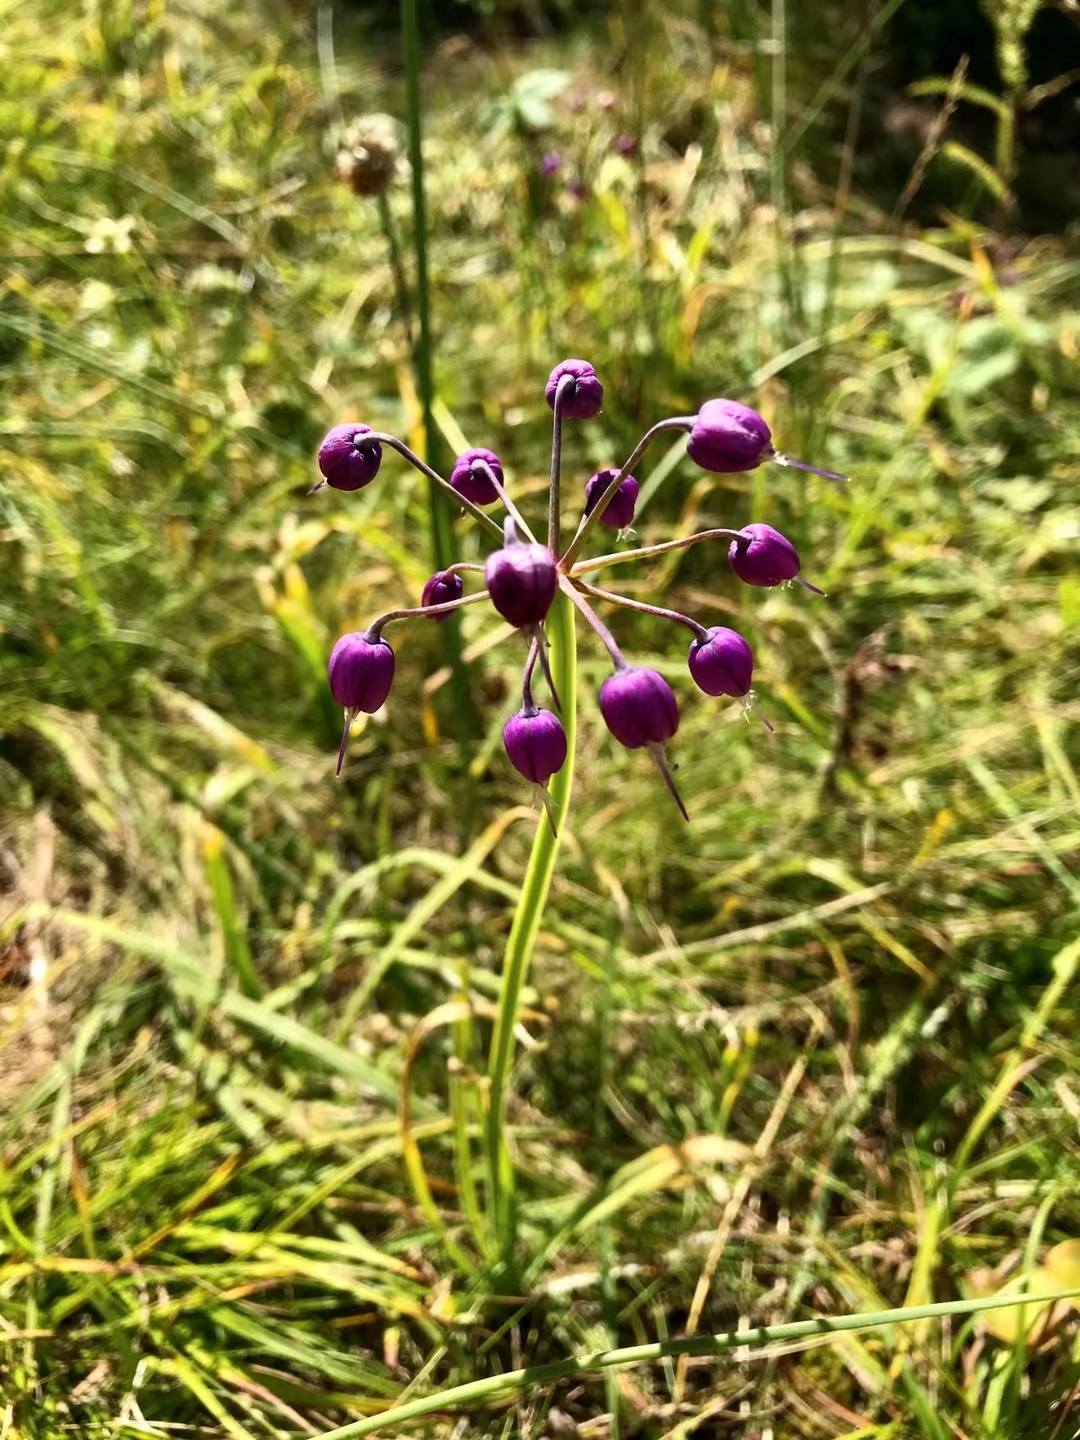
547 375 575 554
570 527 747 579
400 0 447 570
366 590 491 638
485 589 577 1270
399 1 479 748
367 433 504 542
472 460 537 544
576 578 708 643
313 1287 1080 1440
559 575 626 670
375 191 413 351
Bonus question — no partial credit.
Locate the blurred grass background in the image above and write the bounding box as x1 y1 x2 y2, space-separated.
1 0 1079 1435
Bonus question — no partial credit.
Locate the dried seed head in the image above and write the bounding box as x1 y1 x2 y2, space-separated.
335 115 400 197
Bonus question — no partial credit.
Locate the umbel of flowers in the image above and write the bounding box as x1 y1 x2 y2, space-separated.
313 361 847 821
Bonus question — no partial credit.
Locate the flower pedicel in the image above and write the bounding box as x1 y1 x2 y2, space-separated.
315 365 847 816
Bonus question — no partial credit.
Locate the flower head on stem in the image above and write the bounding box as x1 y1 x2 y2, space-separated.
311 361 846 1276
312 362 841 810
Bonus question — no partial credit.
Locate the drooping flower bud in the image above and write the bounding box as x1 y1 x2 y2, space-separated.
598 666 679 749
328 631 396 777
686 400 772 474
450 448 504 507
328 632 395 712
687 399 849 482
728 523 810 588
584 469 639 530
503 706 567 785
687 627 754 697
317 424 383 491
421 570 463 621
545 358 604 419
485 541 557 629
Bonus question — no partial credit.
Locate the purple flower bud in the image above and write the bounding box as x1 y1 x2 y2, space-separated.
503 706 567 785
485 542 557 629
727 523 802 587
317 423 383 491
599 666 679 749
687 627 754 697
688 400 849 483
421 570 463 621
328 632 395 712
584 469 639 529
540 150 561 177
613 132 637 157
450 447 504 507
686 400 773 474
545 358 604 419
328 631 396 777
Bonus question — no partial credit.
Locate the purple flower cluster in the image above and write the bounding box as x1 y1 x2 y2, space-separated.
313 362 846 812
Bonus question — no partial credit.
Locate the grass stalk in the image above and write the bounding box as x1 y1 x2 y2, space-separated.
400 0 475 741
314 1287 1080 1440
485 589 577 1272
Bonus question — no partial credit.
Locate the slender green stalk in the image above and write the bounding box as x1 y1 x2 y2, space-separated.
400 0 475 741
401 0 448 573
576 579 708 642
570 528 746 579
547 375 573 553
376 191 413 351
314 1287 1080 1440
485 589 577 1271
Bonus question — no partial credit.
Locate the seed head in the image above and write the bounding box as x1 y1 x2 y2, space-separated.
503 706 567 785
687 399 773 474
584 469 639 530
687 627 754 697
334 115 400 197
599 666 679 749
485 542 558 629
421 570 464 620
545 358 604 419
318 424 383 491
727 523 802 588
450 448 504 507
328 632 395 712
